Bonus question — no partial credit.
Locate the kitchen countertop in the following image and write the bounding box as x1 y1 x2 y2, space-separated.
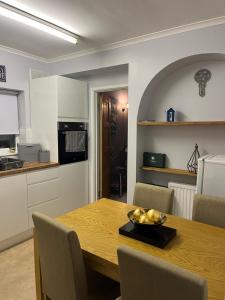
0 161 59 177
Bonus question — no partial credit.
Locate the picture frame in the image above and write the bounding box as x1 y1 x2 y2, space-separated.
0 65 6 82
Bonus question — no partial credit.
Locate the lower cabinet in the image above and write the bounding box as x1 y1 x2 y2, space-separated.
0 163 89 249
28 198 65 228
27 167 63 228
59 161 89 211
0 174 28 242
28 162 89 227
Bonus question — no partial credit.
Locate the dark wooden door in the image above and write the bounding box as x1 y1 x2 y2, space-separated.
100 95 111 198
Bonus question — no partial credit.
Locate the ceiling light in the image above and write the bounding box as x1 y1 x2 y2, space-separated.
0 1 78 44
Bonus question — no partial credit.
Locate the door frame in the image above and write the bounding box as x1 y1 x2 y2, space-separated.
89 84 128 203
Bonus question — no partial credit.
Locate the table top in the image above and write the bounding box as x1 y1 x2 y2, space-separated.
57 198 225 300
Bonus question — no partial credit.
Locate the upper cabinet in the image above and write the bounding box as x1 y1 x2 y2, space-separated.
57 76 88 119
30 75 88 162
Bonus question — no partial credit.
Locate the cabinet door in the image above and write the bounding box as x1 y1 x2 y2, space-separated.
30 76 58 162
27 178 60 207
28 198 65 228
0 174 28 242
59 162 89 212
57 77 88 119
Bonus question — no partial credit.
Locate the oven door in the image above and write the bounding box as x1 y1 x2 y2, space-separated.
58 130 88 164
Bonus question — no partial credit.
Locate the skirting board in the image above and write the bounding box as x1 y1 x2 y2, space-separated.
0 229 33 252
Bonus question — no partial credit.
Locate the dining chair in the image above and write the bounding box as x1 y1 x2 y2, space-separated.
192 194 225 228
117 246 207 300
133 182 173 213
32 212 120 300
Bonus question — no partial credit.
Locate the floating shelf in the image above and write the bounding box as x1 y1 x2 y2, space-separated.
138 121 225 126
141 166 197 177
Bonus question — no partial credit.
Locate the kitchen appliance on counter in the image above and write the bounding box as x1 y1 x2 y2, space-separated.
18 143 41 162
0 157 24 171
58 122 88 165
197 154 225 197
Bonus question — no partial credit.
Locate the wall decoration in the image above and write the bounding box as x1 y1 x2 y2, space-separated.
187 144 200 173
166 107 175 122
0 65 6 82
194 69 211 97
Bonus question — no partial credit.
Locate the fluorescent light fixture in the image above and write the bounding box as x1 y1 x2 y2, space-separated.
0 1 78 44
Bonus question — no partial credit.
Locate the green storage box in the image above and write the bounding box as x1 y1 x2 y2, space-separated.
143 152 166 168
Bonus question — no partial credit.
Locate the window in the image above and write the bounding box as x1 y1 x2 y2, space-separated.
0 92 19 155
0 94 19 134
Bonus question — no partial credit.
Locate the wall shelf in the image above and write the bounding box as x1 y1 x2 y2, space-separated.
142 166 197 177
138 121 225 126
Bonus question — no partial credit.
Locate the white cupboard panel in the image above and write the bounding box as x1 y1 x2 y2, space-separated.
202 163 225 197
59 161 89 212
0 174 28 242
27 167 59 185
57 77 88 119
28 178 60 207
30 76 58 162
28 198 65 228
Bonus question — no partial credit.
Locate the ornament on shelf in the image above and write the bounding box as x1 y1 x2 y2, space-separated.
166 107 175 122
187 144 200 173
194 69 211 97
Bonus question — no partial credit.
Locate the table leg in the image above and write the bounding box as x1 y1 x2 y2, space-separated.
119 173 122 197
33 230 44 300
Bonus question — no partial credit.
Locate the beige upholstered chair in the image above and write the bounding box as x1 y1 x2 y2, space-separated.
133 182 173 213
117 246 207 300
192 194 225 228
32 212 120 300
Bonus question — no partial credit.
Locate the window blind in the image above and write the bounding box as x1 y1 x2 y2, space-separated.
0 94 19 134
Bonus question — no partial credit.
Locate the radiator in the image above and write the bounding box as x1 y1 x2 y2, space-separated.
168 182 196 220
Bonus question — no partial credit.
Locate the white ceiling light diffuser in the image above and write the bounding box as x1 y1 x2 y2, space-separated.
0 1 78 44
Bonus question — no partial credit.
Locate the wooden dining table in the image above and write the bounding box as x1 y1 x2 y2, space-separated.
34 198 225 300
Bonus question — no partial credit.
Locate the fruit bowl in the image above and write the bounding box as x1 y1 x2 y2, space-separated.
128 209 167 228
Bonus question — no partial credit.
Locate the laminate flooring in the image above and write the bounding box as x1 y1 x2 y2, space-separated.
0 239 36 300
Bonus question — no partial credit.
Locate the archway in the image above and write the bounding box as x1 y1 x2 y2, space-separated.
136 53 225 187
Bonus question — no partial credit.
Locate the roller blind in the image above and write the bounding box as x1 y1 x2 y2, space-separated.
0 94 19 134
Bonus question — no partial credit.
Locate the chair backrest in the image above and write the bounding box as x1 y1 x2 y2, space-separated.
133 182 173 213
193 194 225 228
117 246 207 300
32 212 88 300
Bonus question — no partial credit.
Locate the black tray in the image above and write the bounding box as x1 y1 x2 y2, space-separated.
119 222 176 249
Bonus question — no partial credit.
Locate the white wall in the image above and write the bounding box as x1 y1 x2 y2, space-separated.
49 23 225 203
63 66 128 201
142 60 225 122
0 50 49 142
137 59 225 187
1 23 225 202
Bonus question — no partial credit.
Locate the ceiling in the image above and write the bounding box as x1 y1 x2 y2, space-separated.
0 0 225 60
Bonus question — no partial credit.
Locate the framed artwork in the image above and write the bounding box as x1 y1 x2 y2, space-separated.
0 65 6 82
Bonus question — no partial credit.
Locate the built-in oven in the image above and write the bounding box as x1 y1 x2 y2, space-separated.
58 122 88 165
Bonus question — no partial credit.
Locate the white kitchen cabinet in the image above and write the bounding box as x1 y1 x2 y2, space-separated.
30 76 58 162
30 75 88 162
28 197 65 228
27 167 64 228
57 76 88 119
0 174 28 242
27 178 60 207
59 162 89 211
27 167 59 184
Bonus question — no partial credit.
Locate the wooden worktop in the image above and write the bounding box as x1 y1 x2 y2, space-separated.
0 161 59 177
55 199 225 300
